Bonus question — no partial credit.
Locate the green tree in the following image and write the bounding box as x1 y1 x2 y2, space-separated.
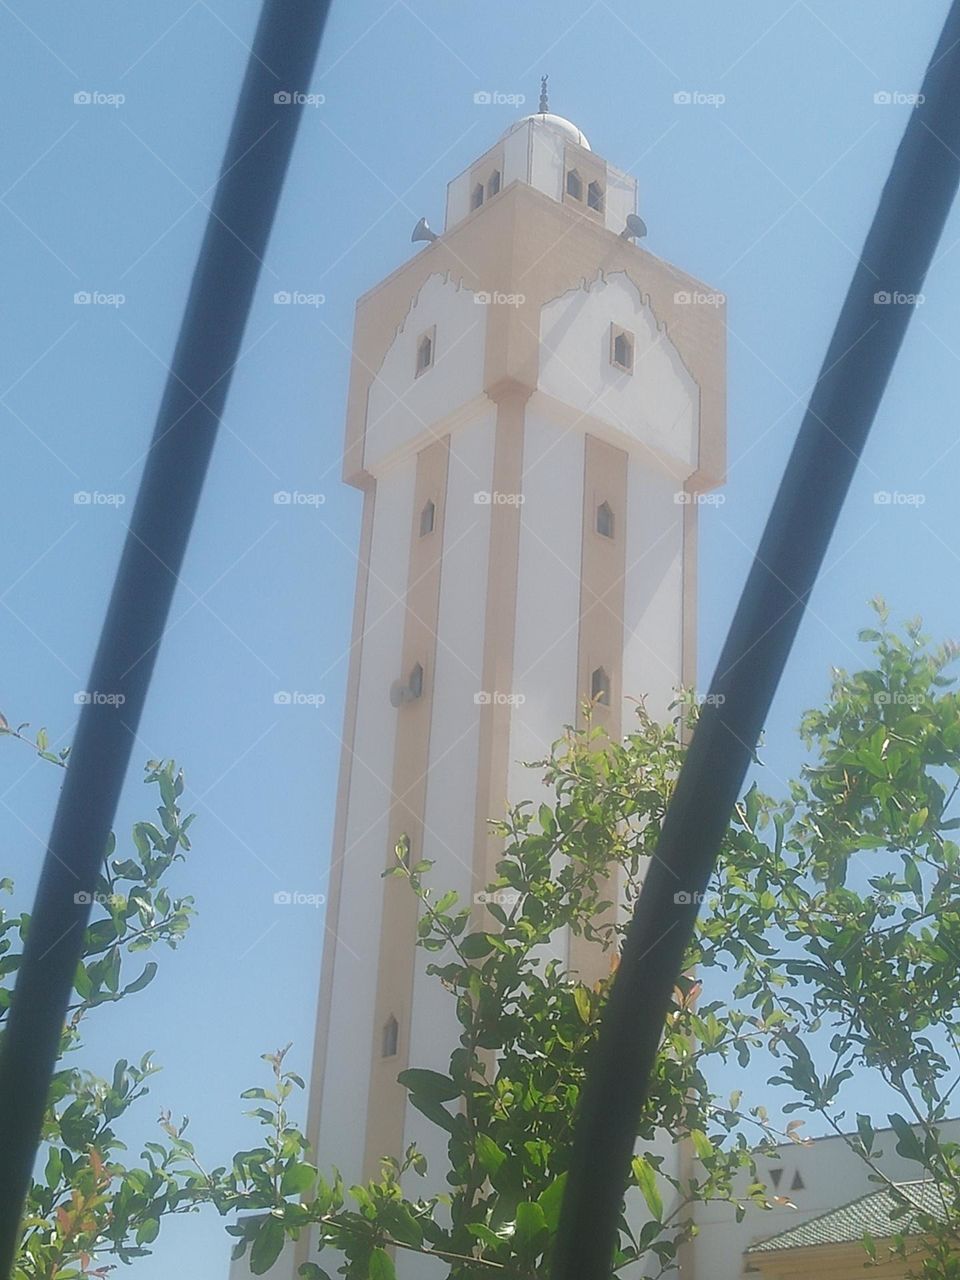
0 723 208 1278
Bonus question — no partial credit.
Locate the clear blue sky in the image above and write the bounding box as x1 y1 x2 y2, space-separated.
2 1 959 1274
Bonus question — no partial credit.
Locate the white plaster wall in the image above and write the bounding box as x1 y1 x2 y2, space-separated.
445 168 470 230
365 274 486 475
507 405 582 802
622 457 685 724
529 121 565 204
539 272 699 475
604 162 638 234
691 1119 960 1279
402 410 496 1183
316 455 416 1185
503 119 530 187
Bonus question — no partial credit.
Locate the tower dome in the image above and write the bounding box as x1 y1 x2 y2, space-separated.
501 75 591 151
500 112 590 151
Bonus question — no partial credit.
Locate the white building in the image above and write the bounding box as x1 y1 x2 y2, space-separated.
227 100 955 1280
239 98 728 1279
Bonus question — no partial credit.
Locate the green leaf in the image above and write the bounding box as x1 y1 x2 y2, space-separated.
368 1248 396 1280
475 1133 506 1176
460 932 495 959
136 1218 160 1245
888 1113 925 1166
631 1155 663 1221
537 1171 567 1231
514 1200 548 1252
250 1216 285 1275
280 1162 318 1196
573 984 591 1024
123 961 158 994
396 1069 460 1102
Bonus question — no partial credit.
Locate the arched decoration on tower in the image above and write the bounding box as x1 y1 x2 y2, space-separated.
590 666 611 706
587 180 604 213
407 661 424 700
610 325 634 374
381 1015 399 1058
470 182 484 211
487 169 501 198
596 501 615 539
566 169 583 201
415 328 434 377
419 499 436 537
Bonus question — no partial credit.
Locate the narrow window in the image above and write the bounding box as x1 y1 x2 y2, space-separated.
596 501 615 539
566 169 583 201
408 662 423 700
416 332 433 376
471 182 484 211
382 1015 399 1058
769 1167 783 1188
591 667 611 706
587 180 604 212
790 1171 805 1191
419 499 435 537
611 327 634 373
487 169 501 198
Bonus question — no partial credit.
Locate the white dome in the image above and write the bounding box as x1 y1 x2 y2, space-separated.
501 112 590 151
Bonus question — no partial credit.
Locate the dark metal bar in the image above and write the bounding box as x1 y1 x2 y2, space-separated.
0 2 332 1269
554 4 960 1276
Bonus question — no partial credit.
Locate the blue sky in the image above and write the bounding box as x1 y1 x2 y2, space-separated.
2 0 959 1274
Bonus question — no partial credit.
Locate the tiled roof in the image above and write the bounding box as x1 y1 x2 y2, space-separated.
746 1180 948 1253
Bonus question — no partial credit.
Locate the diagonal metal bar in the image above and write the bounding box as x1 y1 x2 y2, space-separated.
0 2 332 1270
554 4 960 1276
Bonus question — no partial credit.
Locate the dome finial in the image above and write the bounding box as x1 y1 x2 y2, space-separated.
539 75 549 114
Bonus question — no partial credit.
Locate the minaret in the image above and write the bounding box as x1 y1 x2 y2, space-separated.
301 99 725 1246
